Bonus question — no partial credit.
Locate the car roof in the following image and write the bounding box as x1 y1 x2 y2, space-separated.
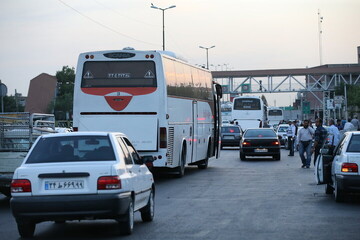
40 132 126 139
222 124 240 127
246 128 274 130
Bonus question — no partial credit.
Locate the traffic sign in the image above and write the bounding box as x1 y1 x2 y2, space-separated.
221 85 230 94
327 99 334 109
241 83 251 93
0 83 7 97
334 96 344 104
302 101 310 114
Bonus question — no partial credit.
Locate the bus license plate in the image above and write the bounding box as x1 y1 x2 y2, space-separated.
255 148 268 153
45 180 84 190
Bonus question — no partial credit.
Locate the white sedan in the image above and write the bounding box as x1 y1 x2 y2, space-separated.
315 131 360 202
10 132 155 238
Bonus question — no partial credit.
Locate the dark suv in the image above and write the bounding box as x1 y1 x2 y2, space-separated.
221 125 243 149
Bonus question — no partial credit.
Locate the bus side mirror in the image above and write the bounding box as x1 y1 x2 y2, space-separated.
215 84 223 98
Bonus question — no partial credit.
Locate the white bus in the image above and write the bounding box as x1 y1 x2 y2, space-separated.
73 49 222 177
267 107 284 126
231 96 267 129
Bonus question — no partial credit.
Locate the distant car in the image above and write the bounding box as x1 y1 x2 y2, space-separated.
275 124 289 148
315 131 360 202
222 120 231 125
240 128 281 160
221 125 243 149
10 132 155 238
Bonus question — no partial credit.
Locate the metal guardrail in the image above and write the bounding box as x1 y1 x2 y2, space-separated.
0 112 55 152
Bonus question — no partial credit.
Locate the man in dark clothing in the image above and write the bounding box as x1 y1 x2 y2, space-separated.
311 118 328 166
336 119 343 130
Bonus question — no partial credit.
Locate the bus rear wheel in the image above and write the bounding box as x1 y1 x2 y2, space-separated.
198 144 210 169
175 148 186 178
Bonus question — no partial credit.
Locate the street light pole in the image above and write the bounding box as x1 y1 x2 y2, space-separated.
199 45 215 69
151 4 176 51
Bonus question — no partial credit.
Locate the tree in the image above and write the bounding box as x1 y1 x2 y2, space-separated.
52 66 75 120
335 82 360 116
0 95 25 112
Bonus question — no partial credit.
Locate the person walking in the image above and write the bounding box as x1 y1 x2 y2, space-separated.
335 119 343 130
287 121 296 156
327 119 340 154
311 118 328 166
344 118 355 131
296 120 315 168
351 116 359 131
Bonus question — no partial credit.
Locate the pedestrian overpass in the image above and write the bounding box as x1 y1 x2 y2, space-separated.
211 64 360 122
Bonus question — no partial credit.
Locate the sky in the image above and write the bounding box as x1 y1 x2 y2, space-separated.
0 0 359 106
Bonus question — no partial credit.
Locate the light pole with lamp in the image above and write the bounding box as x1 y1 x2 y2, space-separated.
199 45 215 69
151 3 176 51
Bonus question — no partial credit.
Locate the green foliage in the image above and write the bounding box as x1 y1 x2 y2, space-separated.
52 66 75 120
335 83 360 113
0 95 25 112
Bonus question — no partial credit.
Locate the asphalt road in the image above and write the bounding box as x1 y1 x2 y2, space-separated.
1 148 360 240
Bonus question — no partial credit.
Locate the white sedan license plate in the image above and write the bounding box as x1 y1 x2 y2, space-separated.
45 180 84 190
255 148 268 153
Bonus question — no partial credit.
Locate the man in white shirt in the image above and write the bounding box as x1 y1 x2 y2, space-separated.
344 118 355 131
296 120 315 168
327 119 340 154
351 116 359 131
287 121 296 156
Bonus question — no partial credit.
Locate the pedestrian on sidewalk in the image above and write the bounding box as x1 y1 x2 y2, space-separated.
296 120 315 168
311 118 327 166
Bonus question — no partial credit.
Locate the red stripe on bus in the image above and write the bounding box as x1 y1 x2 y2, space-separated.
104 96 132 111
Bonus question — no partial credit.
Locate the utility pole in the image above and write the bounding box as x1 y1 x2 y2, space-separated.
318 9 324 65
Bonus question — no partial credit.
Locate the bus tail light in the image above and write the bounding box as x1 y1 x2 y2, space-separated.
11 179 32 193
341 163 358 173
97 176 121 190
160 127 167 148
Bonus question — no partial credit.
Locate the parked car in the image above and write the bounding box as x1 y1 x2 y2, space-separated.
240 128 281 160
221 125 243 149
275 124 289 148
315 131 360 202
10 132 155 238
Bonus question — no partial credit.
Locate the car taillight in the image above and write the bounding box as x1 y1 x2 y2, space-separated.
97 176 121 190
341 163 358 173
272 141 280 146
73 127 78 132
242 141 251 146
160 127 167 148
11 179 32 193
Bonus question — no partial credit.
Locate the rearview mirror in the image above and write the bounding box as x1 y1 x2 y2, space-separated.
215 84 223 98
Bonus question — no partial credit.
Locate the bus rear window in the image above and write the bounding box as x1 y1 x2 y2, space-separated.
233 98 261 110
268 110 282 116
81 61 157 88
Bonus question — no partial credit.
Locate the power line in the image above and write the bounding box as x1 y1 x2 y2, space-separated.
57 0 160 47
93 0 159 27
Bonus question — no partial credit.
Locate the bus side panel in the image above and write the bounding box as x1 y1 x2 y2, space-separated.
167 97 192 167
196 100 214 161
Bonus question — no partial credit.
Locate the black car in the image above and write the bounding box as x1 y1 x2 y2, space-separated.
240 128 281 160
221 125 243 149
